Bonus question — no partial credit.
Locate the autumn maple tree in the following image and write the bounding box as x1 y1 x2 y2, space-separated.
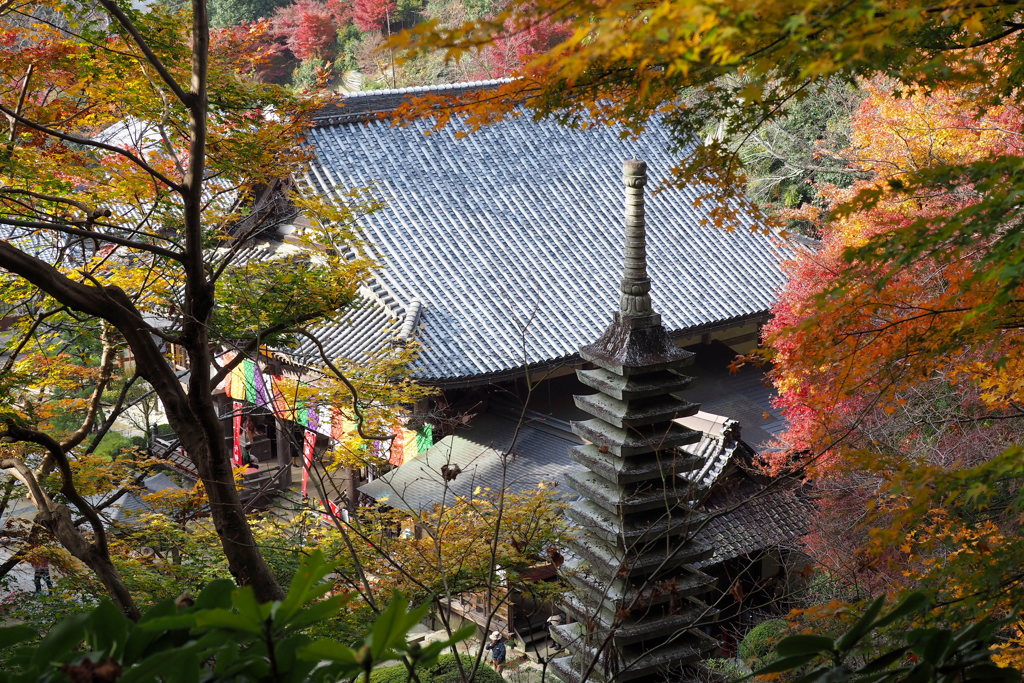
761 74 1024 663
0 0 394 611
352 0 397 33
272 0 349 60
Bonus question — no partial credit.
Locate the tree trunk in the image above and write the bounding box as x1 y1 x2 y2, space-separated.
37 503 140 619
173 423 285 603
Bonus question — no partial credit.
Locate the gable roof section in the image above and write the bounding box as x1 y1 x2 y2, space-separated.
299 82 792 382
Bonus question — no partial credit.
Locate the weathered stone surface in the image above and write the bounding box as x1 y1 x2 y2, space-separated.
557 160 717 682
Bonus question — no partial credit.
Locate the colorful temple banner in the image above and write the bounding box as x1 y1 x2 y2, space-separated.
317 405 333 437
389 425 434 467
300 405 318 497
416 424 433 453
219 353 433 477
301 430 316 497
232 402 243 467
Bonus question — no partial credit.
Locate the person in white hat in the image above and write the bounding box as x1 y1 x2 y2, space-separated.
485 630 507 673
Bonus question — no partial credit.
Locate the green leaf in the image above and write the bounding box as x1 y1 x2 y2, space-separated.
231 584 275 625
921 630 953 664
369 592 410 659
0 625 35 650
278 550 333 624
753 652 819 674
299 638 359 664
775 634 835 658
287 593 352 630
899 663 935 683
274 633 313 675
212 641 240 674
136 614 199 632
194 579 235 610
794 665 861 683
856 647 909 674
32 611 90 668
120 648 195 683
138 598 176 624
85 600 130 659
907 627 942 655
413 625 476 669
836 596 886 652
192 608 262 635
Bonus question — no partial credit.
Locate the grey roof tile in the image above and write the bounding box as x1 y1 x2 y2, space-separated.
694 480 810 568
359 413 578 513
298 83 794 381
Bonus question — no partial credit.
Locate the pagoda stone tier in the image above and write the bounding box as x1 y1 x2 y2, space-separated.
551 160 718 683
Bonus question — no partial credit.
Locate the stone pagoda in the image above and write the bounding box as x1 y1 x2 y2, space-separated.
550 160 717 682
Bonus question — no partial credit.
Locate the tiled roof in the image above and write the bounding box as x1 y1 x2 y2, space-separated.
677 411 741 492
314 80 510 125
676 342 785 453
110 472 185 523
298 83 793 382
222 240 407 365
359 412 578 513
694 478 810 568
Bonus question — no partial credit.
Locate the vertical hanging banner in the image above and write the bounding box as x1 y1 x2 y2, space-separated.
389 426 405 466
254 368 270 407
301 430 316 497
331 410 347 441
232 402 244 467
300 406 318 498
416 424 433 454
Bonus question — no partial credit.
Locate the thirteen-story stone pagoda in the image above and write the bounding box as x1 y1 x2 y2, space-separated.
551 160 718 682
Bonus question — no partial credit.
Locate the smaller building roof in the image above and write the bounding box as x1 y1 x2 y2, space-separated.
694 477 810 569
361 405 805 567
359 412 578 513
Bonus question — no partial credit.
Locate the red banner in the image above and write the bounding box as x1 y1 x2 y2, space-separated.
232 402 243 467
321 498 344 525
301 430 316 497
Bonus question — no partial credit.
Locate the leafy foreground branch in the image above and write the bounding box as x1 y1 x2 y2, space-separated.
751 592 1021 682
0 551 473 683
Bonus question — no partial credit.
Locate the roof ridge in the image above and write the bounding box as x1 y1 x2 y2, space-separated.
312 78 514 127
339 78 512 101
356 278 403 319
395 297 423 343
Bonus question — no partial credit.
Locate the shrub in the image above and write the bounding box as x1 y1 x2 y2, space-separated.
738 618 789 668
371 653 502 683
700 657 751 681
92 432 147 460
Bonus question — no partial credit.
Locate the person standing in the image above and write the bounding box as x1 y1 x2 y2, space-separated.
30 557 53 594
485 631 507 675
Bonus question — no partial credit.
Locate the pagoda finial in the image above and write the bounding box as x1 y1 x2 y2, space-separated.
620 159 653 318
